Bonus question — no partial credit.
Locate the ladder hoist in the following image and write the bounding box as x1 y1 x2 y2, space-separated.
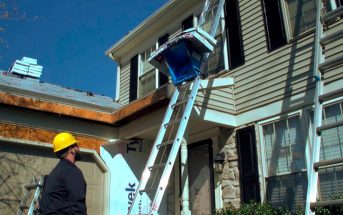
128 0 225 214
305 1 343 215
17 176 46 215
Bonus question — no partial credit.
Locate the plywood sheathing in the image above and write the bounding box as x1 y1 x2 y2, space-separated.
0 122 105 153
0 85 170 125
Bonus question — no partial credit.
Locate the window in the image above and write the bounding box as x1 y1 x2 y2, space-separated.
198 0 225 76
310 101 343 201
261 0 287 51
225 0 245 69
285 0 316 37
261 115 307 210
262 0 316 51
139 46 157 97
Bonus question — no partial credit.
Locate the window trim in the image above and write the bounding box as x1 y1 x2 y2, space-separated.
138 43 158 98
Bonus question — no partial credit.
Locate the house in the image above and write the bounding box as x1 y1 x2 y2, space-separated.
105 0 343 214
0 70 123 214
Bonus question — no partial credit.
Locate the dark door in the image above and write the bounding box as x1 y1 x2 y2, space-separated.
237 126 261 203
188 139 215 215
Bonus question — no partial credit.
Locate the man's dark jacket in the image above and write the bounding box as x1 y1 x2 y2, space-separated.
39 159 87 214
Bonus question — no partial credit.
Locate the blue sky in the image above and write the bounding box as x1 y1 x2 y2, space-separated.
0 0 168 98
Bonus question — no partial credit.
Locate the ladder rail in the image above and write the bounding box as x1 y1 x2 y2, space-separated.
127 88 181 214
28 177 45 215
128 0 226 213
149 1 226 212
305 0 325 214
149 76 202 214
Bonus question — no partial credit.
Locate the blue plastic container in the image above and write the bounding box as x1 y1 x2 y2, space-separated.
163 41 202 85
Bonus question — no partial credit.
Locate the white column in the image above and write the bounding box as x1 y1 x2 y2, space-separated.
180 138 192 215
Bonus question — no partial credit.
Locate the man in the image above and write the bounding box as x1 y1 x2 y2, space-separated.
39 132 87 215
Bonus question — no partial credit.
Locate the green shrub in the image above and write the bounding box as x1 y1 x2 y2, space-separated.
314 194 343 215
215 201 299 215
216 196 343 215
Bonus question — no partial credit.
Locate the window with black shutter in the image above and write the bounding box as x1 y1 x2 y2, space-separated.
261 0 287 51
225 0 245 69
129 55 138 102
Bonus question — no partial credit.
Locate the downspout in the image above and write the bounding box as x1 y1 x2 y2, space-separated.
180 138 191 215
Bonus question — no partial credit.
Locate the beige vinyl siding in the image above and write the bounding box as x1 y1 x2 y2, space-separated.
119 63 130 105
195 86 235 113
323 20 343 85
231 0 318 114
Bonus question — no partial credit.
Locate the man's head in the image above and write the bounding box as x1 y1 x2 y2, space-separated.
53 132 81 162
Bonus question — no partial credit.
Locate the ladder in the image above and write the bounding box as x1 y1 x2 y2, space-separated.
305 1 343 214
128 0 225 214
17 176 46 215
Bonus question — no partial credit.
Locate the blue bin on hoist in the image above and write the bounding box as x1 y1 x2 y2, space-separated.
149 27 216 86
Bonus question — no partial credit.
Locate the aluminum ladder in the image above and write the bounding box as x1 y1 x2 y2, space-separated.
17 176 46 215
128 0 225 214
305 1 343 214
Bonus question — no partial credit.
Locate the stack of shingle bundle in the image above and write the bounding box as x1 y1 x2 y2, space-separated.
9 57 43 78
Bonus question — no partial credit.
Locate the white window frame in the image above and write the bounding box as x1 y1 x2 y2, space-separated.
194 1 228 74
138 43 158 98
279 0 317 40
258 110 308 203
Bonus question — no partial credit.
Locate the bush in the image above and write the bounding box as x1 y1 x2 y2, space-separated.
216 197 343 215
314 194 343 215
215 201 299 215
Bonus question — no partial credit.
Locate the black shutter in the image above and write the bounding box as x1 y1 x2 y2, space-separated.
158 34 169 87
225 0 245 69
261 0 287 51
129 55 138 102
182 15 194 31
237 126 261 203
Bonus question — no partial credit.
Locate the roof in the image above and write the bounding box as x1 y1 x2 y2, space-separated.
0 71 122 112
105 0 201 62
0 71 171 125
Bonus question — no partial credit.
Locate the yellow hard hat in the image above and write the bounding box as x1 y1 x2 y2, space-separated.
53 132 79 153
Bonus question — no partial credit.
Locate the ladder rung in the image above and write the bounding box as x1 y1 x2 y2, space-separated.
320 28 343 47
139 188 157 194
322 6 343 24
19 204 29 209
310 199 343 210
157 140 174 149
319 88 343 103
164 119 181 128
172 99 188 109
318 54 343 72
316 120 343 134
314 157 343 171
148 163 166 171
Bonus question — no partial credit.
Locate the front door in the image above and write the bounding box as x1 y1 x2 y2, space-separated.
237 126 261 203
188 139 214 215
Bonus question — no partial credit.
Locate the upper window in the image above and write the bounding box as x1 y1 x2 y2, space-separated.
198 0 225 76
225 0 245 69
285 0 316 38
139 46 157 97
262 0 316 51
